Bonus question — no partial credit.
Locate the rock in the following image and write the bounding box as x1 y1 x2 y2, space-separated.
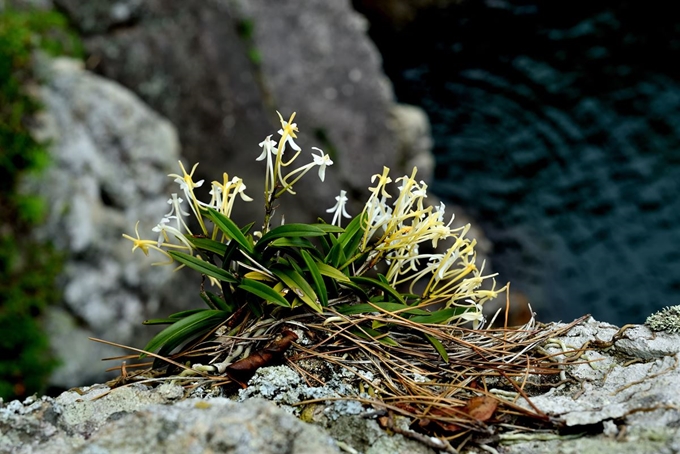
389 103 434 183
48 0 433 225
24 56 199 389
238 365 435 453
502 317 680 453
233 0 398 213
2 317 680 453
82 398 339 454
0 384 339 454
64 0 274 230
227 317 680 453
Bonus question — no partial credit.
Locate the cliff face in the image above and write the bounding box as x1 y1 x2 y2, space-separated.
25 56 198 389
49 0 430 224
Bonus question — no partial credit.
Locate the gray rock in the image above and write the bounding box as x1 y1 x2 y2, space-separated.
237 365 437 453
502 317 680 453
233 0 398 212
0 385 339 454
228 318 680 453
50 0 145 34
389 103 435 184
50 0 433 225
81 398 339 454
3 317 680 453
24 56 198 389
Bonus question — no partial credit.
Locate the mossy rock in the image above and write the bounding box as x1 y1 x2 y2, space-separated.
0 6 82 400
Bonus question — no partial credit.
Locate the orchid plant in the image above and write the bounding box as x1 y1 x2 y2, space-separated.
123 111 505 362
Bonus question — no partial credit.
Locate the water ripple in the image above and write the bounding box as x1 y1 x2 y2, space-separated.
360 0 680 324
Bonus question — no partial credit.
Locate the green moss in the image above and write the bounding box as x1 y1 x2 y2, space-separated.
236 19 255 40
0 7 82 401
248 48 262 66
236 18 261 67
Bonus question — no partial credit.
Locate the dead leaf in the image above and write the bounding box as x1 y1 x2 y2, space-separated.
226 329 298 381
464 396 498 422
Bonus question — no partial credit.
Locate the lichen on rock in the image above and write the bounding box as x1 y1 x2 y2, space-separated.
645 305 680 334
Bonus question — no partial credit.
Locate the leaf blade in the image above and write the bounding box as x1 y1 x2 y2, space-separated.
350 275 404 304
300 249 328 306
168 251 237 283
315 262 351 283
409 308 456 324
188 237 227 256
270 266 322 313
351 327 399 347
256 224 327 251
204 208 254 254
238 278 291 308
268 237 317 249
337 302 429 316
424 333 449 363
143 309 227 355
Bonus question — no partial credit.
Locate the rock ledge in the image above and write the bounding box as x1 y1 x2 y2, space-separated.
2 317 680 453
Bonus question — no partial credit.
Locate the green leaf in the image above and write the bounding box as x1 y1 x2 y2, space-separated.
200 290 219 309
205 208 254 254
424 333 449 363
188 237 227 256
143 318 178 325
271 266 322 313
349 276 404 304
169 309 208 319
247 300 263 317
269 237 317 249
339 250 371 272
337 213 365 256
240 221 256 235
325 235 347 269
287 254 306 276
317 233 332 256
168 251 237 284
351 327 399 347
220 237 240 268
202 291 235 312
338 279 369 301
315 262 351 283
238 278 291 308
336 302 429 316
300 249 328 306
142 310 227 356
256 224 328 251
371 320 388 330
409 308 457 324
312 224 345 234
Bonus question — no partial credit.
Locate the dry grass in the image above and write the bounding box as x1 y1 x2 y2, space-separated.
94 302 589 451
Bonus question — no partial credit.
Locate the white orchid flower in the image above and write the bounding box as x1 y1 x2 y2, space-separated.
311 147 333 182
326 190 352 227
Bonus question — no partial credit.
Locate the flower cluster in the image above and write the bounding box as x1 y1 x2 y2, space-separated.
123 111 504 347
257 112 333 230
123 112 334 265
355 168 502 327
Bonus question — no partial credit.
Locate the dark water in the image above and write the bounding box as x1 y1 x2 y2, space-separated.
358 1 680 324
